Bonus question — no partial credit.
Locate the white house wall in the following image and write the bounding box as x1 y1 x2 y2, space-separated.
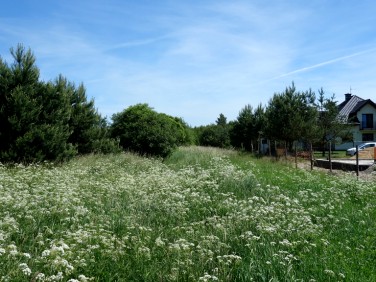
357 104 376 128
335 124 359 150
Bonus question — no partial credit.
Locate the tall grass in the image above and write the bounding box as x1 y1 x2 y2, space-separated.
0 147 375 281
164 146 239 169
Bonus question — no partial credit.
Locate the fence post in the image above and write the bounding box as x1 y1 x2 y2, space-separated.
356 145 359 179
284 141 287 160
310 142 313 171
329 140 332 173
294 141 297 169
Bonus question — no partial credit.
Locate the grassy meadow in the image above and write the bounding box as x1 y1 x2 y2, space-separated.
0 146 375 281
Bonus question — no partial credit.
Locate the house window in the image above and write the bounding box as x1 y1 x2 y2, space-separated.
362 133 374 141
362 114 373 129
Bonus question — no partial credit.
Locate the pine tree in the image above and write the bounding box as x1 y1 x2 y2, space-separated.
0 44 117 163
230 104 255 151
265 82 317 151
0 45 76 162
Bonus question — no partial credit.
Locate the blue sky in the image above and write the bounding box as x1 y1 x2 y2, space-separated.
1 0 376 126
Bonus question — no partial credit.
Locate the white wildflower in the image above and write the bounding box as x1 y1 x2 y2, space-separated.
199 273 219 281
78 274 91 282
138 246 151 259
35 273 46 281
19 263 32 276
324 269 335 277
53 258 74 274
51 244 65 255
47 271 64 281
9 249 18 256
279 239 293 247
42 249 51 257
155 236 165 247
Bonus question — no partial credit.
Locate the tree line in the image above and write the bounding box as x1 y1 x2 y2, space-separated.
195 84 350 155
0 45 348 163
0 45 193 163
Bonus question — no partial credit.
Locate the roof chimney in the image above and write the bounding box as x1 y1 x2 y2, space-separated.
345 93 352 102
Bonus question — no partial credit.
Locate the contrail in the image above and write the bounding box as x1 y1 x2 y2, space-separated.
272 47 376 80
105 35 170 51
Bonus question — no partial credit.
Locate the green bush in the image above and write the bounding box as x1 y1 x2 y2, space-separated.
111 104 188 157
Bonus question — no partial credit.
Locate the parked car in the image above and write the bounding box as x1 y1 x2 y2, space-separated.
346 142 376 156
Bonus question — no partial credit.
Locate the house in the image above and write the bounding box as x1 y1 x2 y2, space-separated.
335 93 376 150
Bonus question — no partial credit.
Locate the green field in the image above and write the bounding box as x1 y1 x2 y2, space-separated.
0 147 375 281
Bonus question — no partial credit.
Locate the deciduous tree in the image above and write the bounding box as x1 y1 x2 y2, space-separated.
110 104 187 157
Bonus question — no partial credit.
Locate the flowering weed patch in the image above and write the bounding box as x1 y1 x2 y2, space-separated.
0 148 375 281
